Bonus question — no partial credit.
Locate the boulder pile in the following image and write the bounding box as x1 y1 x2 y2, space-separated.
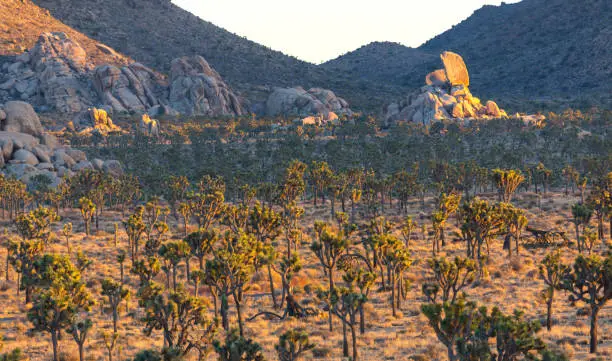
0 101 122 187
384 51 508 125
0 32 244 117
264 87 352 121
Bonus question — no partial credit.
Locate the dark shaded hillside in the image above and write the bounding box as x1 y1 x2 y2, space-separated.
421 0 611 103
324 0 612 107
322 42 437 89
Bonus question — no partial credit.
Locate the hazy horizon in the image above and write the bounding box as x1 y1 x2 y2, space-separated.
172 0 522 64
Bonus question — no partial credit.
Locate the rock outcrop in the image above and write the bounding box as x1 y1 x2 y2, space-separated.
139 114 160 137
264 87 352 119
0 100 122 187
73 107 122 135
0 32 243 117
169 56 244 117
1 101 45 136
92 63 167 113
385 51 508 125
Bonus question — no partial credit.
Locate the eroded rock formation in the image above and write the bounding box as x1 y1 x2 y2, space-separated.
0 32 243 117
385 51 508 125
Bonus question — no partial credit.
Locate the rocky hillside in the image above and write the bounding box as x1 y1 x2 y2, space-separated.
29 0 402 111
324 0 612 106
0 0 130 67
32 0 321 87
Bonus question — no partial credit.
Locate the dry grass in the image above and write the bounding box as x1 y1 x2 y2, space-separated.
0 191 610 361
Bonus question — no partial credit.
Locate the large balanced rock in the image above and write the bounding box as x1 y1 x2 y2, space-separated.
440 51 470 87
168 56 243 116
1 101 44 136
264 87 351 118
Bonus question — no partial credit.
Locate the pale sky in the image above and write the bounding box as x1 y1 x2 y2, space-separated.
172 0 522 64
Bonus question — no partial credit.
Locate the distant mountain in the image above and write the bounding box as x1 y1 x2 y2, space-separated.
323 0 612 107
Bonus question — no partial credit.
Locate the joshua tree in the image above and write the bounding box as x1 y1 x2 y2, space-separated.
185 229 218 271
560 253 611 353
189 190 225 231
116 251 126 285
123 206 146 262
14 206 59 244
78 198 96 236
318 287 366 361
587 186 610 242
311 221 349 331
213 328 265 361
422 297 480 361
492 169 525 202
382 236 412 317
62 223 73 254
159 241 190 290
247 201 282 306
101 331 118 361
68 318 93 361
177 202 193 238
432 193 461 252
424 256 477 304
400 216 417 247
309 160 333 206
275 329 315 361
499 202 528 256
8 239 44 303
101 278 130 333
539 251 568 331
205 232 260 336
571 203 593 253
138 282 215 358
27 255 95 361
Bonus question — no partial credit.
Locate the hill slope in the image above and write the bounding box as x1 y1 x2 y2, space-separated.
0 0 130 66
324 0 612 106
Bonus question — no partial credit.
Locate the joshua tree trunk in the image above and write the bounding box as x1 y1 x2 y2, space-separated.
544 299 552 331
220 294 229 331
78 342 84 361
113 307 118 333
267 264 278 308
590 306 599 353
234 293 244 337
52 330 60 361
342 322 349 358
350 323 358 361
359 306 366 334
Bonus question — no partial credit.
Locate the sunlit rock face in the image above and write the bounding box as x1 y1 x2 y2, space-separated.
1 33 243 117
385 51 508 125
